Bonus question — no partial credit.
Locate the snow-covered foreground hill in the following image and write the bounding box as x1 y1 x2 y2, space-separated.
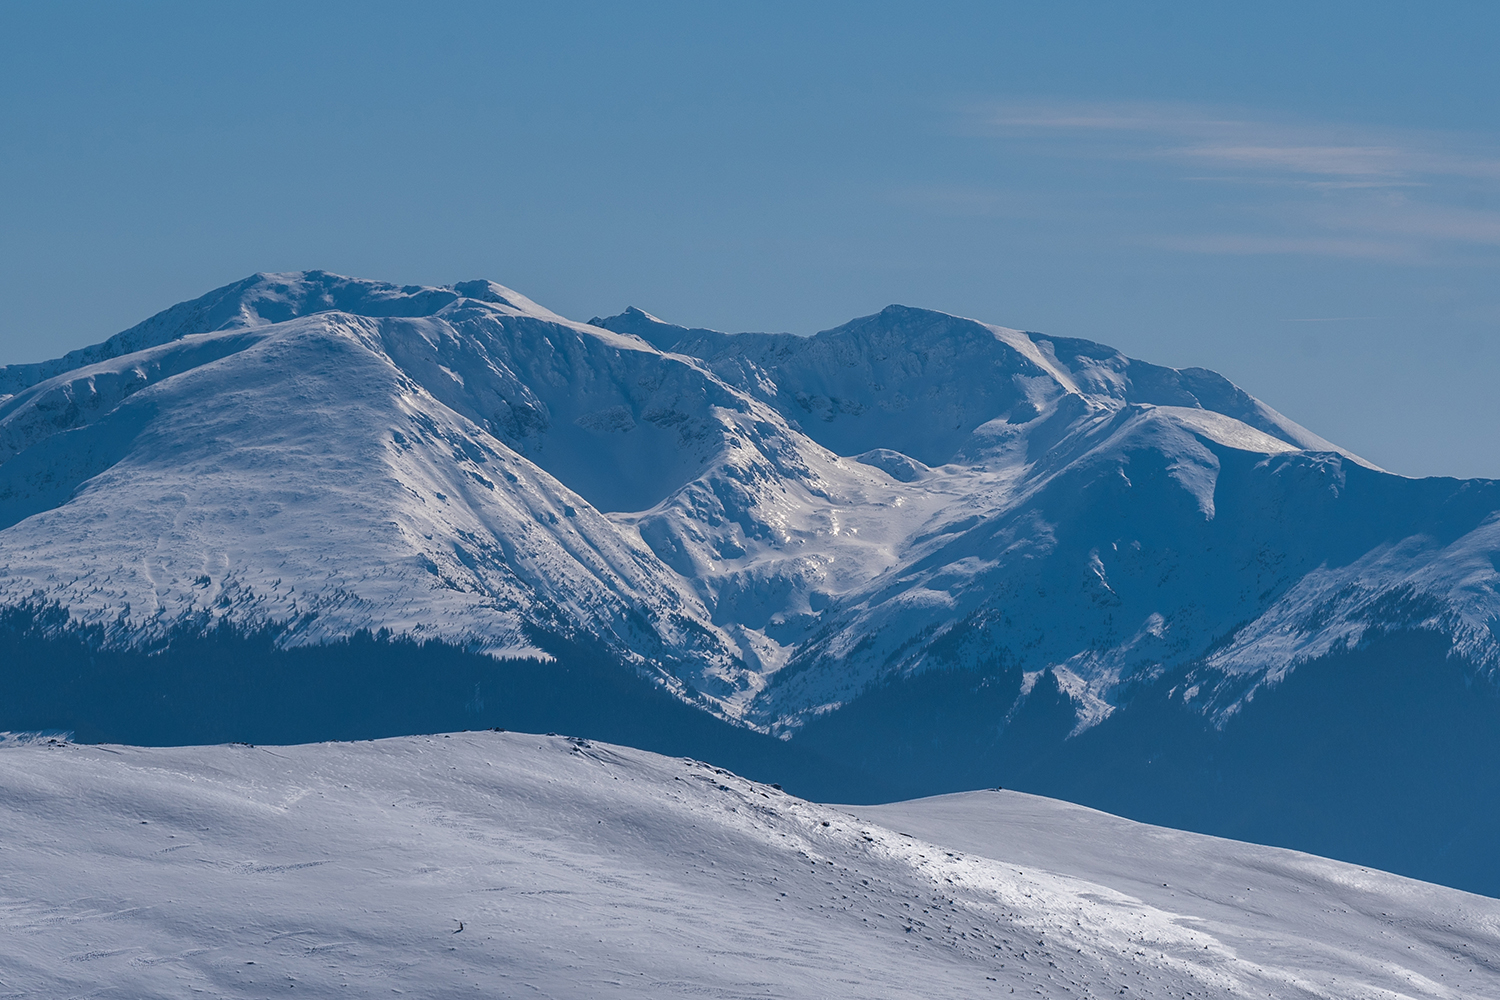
3 732 1495 1000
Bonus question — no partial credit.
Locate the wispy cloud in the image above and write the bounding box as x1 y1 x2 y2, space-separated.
964 100 1500 259
1145 234 1410 260
982 101 1500 181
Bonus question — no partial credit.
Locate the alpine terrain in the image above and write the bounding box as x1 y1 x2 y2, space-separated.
4 271 1500 894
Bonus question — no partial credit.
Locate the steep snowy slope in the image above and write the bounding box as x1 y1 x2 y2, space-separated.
757 417 1500 732
0 272 946 712
3 731 1496 999
594 305 1500 735
0 294 717 675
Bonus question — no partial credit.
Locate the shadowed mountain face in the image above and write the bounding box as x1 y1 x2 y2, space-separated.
5 271 1500 893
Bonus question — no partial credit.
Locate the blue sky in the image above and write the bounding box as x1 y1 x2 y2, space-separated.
2 2 1497 477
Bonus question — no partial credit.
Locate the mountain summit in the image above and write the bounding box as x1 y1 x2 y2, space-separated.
5 271 1500 893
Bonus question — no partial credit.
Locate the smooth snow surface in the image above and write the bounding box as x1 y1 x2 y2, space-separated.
850 793 1500 999
3 732 1495 1000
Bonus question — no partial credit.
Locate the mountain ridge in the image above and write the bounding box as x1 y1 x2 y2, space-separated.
2 269 1487 721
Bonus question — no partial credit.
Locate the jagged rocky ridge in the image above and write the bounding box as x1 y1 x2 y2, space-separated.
5 272 1500 892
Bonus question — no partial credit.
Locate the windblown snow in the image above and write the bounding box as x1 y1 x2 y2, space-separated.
2 731 1495 999
4 270 1500 733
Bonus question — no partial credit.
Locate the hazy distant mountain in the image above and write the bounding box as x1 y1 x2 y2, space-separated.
5 271 1500 893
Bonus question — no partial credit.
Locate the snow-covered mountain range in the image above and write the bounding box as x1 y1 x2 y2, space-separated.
4 271 1500 892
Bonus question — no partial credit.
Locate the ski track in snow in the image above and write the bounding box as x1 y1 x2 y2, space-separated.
1 731 1495 999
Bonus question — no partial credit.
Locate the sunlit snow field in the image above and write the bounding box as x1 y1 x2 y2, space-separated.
1 731 1495 998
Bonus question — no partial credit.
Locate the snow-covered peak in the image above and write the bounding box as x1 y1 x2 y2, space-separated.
593 302 1373 471
1031 332 1377 467
587 305 751 355
448 278 564 319
0 272 583 399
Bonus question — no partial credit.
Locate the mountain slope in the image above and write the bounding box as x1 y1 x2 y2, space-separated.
593 303 1500 734
0 300 710 671
3 732 1496 999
